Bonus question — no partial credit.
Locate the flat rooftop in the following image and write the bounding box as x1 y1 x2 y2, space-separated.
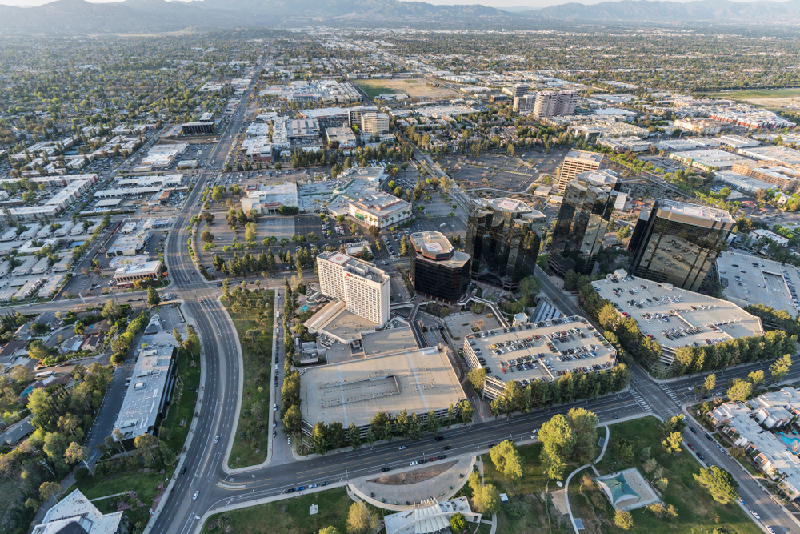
466 317 617 385
361 325 419 356
718 249 800 317
409 231 470 268
566 149 604 164
473 197 541 215
671 149 753 169
590 274 763 354
655 198 735 225
300 347 465 428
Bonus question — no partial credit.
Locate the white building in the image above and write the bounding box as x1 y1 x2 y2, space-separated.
32 489 128 534
113 260 163 286
349 191 412 230
317 251 390 325
751 229 789 247
240 182 298 215
534 90 578 119
360 113 390 136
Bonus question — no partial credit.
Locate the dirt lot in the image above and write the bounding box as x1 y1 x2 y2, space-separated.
355 78 460 100
370 460 457 485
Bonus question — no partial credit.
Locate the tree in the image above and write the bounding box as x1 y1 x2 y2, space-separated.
490 440 524 479
614 510 634 530
727 379 752 402
10 364 33 383
518 275 541 305
65 442 86 464
469 471 501 514
539 414 575 480
312 423 328 455
349 423 361 450
694 466 739 504
172 327 183 346
567 407 598 464
346 501 379 534
662 431 683 454
201 230 214 243
749 369 765 387
147 286 160 307
460 400 474 425
703 373 716 394
101 298 122 321
449 512 467 533
616 225 631 240
468 368 487 391
39 481 62 502
282 405 302 433
319 528 339 534
770 354 792 383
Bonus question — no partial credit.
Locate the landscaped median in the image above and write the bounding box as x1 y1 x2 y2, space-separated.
222 284 275 468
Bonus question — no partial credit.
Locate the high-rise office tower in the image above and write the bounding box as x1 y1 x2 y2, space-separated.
512 84 530 99
556 149 604 192
533 90 578 119
409 231 471 302
628 199 734 292
317 251 390 325
466 198 547 290
514 94 537 113
548 170 620 276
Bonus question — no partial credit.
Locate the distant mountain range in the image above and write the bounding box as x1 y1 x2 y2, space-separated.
1 0 800 35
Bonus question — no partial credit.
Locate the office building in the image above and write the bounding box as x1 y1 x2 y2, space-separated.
591 271 762 367
317 251 390 325
534 90 578 119
512 84 530 98
181 122 214 135
463 317 617 400
409 231 471 302
556 150 604 192
32 489 130 534
465 197 546 290
360 113 390 136
629 199 734 292
548 170 620 276
348 105 380 127
113 260 163 287
349 191 412 230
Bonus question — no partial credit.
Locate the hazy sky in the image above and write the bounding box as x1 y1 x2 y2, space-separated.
1 0 792 8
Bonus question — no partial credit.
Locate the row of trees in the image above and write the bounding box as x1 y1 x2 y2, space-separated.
539 408 599 480
579 281 797 377
469 363 630 416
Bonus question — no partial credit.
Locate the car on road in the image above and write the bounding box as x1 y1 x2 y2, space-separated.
193 491 198 500
689 427 696 433
217 282 223 287
435 436 444 441
765 526 775 534
180 467 186 476
443 446 451 450
687 443 694 451
429 457 437 462
706 434 713 441
750 510 761 520
381 467 391 472
613 415 619 419
438 455 447 460
214 436 219 444
273 403 277 411
283 488 295 494
275 364 278 370
410 460 418 466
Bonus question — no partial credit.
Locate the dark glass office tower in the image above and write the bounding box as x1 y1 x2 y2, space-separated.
628 199 734 292
409 231 471 302
465 198 546 290
548 170 620 276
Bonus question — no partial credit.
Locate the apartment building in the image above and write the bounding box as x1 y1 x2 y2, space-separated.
317 251 390 325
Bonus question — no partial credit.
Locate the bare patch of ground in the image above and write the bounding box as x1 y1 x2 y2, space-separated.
369 460 457 485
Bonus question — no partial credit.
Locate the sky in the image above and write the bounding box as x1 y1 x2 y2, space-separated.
1 0 792 8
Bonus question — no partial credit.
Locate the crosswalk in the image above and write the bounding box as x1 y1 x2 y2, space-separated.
660 385 683 407
631 390 653 413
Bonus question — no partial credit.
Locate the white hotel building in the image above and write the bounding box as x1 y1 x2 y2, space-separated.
317 251 390 325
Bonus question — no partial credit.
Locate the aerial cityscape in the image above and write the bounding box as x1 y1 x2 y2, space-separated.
2 3 800 534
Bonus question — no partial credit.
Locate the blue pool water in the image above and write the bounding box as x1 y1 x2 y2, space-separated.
299 305 310 313
779 434 800 451
21 385 34 397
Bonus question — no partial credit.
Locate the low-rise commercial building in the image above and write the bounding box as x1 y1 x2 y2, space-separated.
732 163 800 192
105 230 151 257
590 271 763 366
349 191 412 230
113 260 163 287
751 229 790 247
326 126 357 149
409 231 471 302
738 145 800 170
240 182 298 215
463 317 617 400
32 489 129 534
670 149 753 171
113 323 177 441
181 122 214 135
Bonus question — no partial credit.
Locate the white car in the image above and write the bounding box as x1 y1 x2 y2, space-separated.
273 403 278 411
410 460 418 466
214 436 219 444
193 491 199 500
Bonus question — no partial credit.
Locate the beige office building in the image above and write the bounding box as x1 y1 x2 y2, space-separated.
317 251 390 325
534 90 578 119
556 149 604 192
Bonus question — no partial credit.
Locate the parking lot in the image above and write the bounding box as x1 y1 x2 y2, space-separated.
438 148 572 192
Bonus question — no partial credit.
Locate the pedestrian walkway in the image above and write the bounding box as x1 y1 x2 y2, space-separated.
349 456 475 511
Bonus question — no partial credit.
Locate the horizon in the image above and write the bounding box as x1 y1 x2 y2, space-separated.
1 0 795 9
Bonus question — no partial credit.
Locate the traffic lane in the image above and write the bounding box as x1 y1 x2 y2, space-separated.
220 391 643 490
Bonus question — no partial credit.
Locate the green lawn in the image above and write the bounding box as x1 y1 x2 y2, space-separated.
706 89 800 100
355 81 402 100
73 469 172 532
590 417 761 534
480 442 573 534
161 347 201 453
224 290 274 468
201 487 388 534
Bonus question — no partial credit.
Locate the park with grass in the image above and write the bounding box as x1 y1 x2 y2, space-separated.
222 282 275 468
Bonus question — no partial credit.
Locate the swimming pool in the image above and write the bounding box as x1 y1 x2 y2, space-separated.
779 433 800 453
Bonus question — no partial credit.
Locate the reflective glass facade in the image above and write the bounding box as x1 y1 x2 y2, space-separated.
629 200 734 292
409 231 471 302
549 171 619 276
465 199 546 290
